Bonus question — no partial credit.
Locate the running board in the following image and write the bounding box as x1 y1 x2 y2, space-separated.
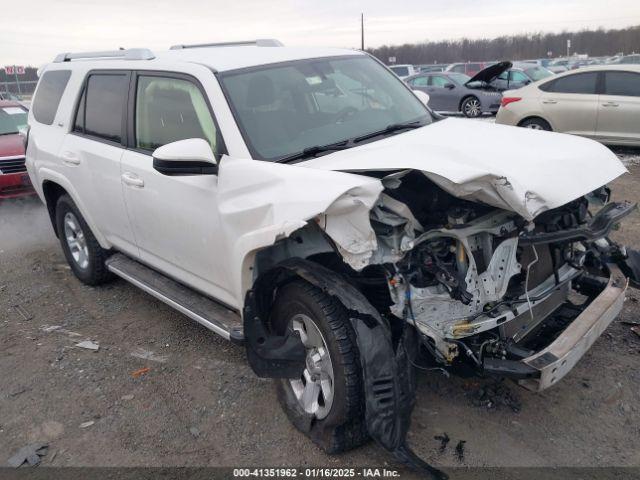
105 254 244 344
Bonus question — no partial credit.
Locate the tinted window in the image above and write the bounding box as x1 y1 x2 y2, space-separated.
540 72 598 94
604 71 640 97
390 66 409 77
32 70 71 125
135 76 219 152
74 74 127 143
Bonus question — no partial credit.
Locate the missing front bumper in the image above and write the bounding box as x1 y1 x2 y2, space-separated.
516 265 627 392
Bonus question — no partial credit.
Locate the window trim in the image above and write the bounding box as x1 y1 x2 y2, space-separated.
70 69 131 148
126 70 227 159
602 70 640 97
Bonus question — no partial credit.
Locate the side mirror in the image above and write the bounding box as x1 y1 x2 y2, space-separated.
152 138 217 176
444 83 456 89
413 90 430 106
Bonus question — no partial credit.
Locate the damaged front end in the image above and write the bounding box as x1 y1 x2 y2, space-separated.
241 152 636 477
369 172 637 390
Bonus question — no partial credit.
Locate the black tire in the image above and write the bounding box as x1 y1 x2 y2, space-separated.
55 194 113 286
519 117 552 131
461 96 482 118
271 280 369 453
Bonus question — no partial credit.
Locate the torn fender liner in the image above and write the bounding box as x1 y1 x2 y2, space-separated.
246 258 447 479
244 289 306 379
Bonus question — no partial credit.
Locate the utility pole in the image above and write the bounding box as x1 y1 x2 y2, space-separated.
361 13 364 51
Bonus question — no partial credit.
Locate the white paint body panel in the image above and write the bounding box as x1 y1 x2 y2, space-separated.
300 118 626 221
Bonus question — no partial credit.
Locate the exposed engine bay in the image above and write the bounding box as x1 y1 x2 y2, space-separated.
341 170 637 388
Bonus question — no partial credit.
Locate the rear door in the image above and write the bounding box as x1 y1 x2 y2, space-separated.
538 71 600 137
58 71 138 255
596 70 640 144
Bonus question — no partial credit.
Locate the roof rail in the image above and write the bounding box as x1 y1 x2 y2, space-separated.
53 48 155 63
170 39 284 50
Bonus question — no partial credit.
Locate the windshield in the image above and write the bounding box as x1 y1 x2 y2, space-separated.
524 66 554 81
0 105 28 135
219 56 431 161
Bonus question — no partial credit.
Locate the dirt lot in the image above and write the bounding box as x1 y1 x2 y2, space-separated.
2 150 640 477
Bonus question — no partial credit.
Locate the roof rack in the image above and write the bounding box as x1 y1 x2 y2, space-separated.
170 39 283 50
53 48 155 63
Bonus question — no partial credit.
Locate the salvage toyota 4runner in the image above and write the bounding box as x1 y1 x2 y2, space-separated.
26 40 640 474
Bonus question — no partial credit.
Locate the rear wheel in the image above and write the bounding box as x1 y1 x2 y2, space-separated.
520 117 552 131
461 96 482 118
55 195 113 285
271 280 368 453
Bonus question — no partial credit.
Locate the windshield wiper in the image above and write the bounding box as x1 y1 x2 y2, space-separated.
276 142 350 163
353 120 424 143
274 119 426 164
0 131 19 136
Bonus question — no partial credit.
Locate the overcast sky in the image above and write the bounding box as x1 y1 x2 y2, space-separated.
2 0 639 65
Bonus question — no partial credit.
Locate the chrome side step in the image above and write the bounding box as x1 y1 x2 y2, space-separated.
105 253 244 344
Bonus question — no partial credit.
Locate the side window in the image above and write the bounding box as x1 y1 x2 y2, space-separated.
540 72 598 94
509 71 529 83
32 70 71 125
604 71 640 97
135 76 218 153
450 65 465 73
429 76 450 88
410 76 429 87
74 73 128 143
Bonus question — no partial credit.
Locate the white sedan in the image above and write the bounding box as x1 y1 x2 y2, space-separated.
496 65 640 146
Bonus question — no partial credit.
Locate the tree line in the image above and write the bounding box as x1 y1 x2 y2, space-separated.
367 25 640 64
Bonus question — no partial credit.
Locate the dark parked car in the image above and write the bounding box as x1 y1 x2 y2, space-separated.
487 62 554 90
405 68 505 117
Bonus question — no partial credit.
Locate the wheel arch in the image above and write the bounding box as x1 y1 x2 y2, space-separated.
39 172 109 248
517 115 554 130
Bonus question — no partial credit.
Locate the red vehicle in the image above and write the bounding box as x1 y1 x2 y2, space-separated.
0 100 34 199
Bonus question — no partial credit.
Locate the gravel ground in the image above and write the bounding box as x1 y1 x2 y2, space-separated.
1 143 640 477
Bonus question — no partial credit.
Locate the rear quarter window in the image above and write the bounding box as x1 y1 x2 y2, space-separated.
32 70 71 125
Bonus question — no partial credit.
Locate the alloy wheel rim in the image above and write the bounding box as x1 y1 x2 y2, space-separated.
464 99 481 117
526 123 544 130
288 313 335 420
63 212 89 269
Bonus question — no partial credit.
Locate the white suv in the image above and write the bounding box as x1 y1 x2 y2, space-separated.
26 40 639 472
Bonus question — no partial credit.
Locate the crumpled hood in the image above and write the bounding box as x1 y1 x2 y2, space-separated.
299 118 627 221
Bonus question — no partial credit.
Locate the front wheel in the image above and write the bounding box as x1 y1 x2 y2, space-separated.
55 194 113 285
271 280 368 453
461 96 482 118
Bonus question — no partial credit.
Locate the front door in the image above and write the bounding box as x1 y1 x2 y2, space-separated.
119 72 234 306
539 71 600 137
